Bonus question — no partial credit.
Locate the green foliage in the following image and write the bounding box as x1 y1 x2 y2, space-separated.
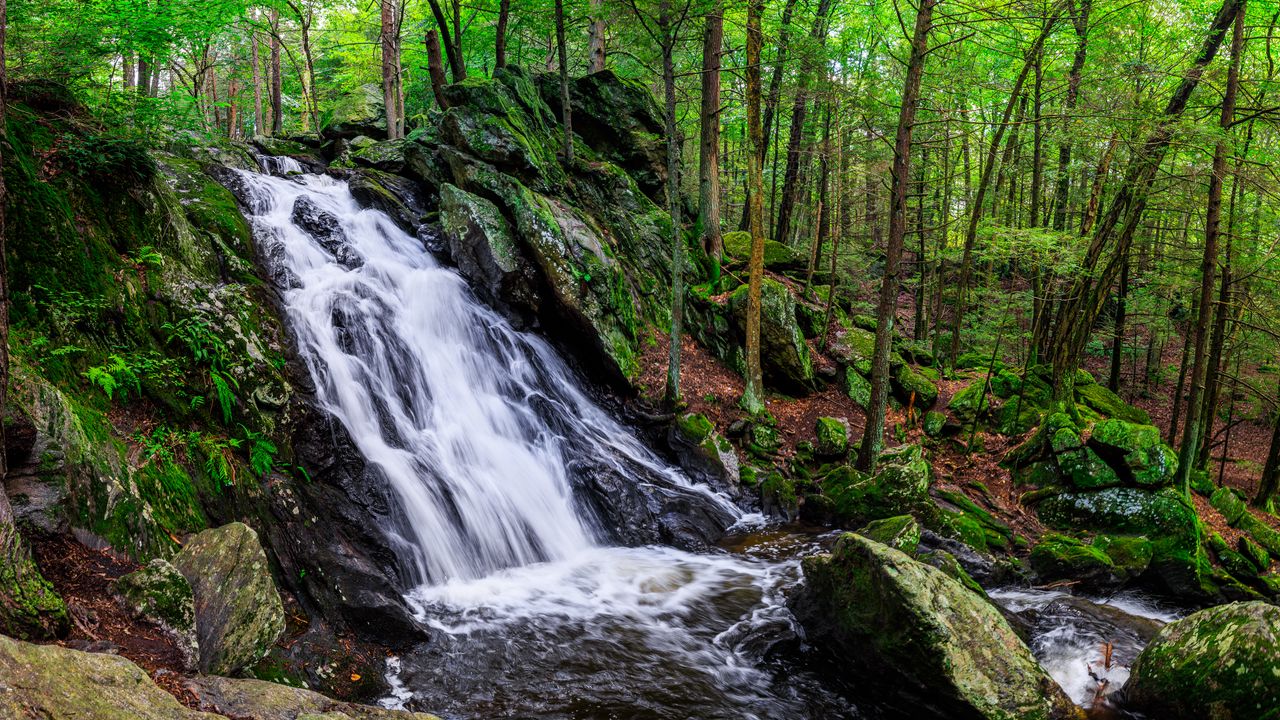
83 355 140 400
57 132 156 187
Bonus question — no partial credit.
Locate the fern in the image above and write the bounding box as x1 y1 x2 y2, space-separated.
83 354 140 400
240 426 277 478
209 369 239 423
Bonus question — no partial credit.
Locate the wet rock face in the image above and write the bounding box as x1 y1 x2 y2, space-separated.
183 674 442 720
792 533 1082 720
115 558 199 670
728 278 815 393
171 522 285 675
1124 601 1280 719
292 195 364 269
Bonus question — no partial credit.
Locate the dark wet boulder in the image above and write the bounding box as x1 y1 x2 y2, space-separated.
183 674 441 719
792 533 1081 720
728 279 814 393
291 195 363 269
346 168 429 234
666 413 740 495
857 515 921 553
821 444 932 526
1087 419 1177 487
171 522 285 675
1028 534 1118 588
1125 601 1280 719
439 183 538 315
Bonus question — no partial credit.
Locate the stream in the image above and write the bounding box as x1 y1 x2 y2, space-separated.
235 159 1181 719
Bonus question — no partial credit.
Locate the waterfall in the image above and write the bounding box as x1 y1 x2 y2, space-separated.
232 163 858 719
235 165 737 586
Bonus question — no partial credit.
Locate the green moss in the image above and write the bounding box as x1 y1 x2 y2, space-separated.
1093 534 1154 578
1075 382 1150 424
814 417 849 458
845 368 872 409
857 515 921 553
922 411 946 438
1029 534 1116 583
721 231 802 270
947 381 991 426
893 364 939 408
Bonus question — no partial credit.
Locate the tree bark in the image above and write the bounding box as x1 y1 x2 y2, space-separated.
1108 251 1129 391
857 0 936 472
270 8 283 136
742 0 766 414
658 1 685 404
1175 1 1244 492
699 5 723 262
555 0 573 162
251 11 265 136
426 30 450 109
1051 0 1092 232
589 0 608 72
496 0 511 69
739 0 800 232
381 0 402 139
425 0 466 81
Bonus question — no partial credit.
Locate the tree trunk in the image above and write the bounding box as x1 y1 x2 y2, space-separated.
660 3 684 404
270 8 283 136
1108 250 1129 391
773 0 834 246
425 0 466 81
1256 382 1280 508
496 0 511 70
381 0 401 139
426 31 450 109
741 0 766 414
698 5 723 263
589 0 607 72
555 0 573 162
857 0 936 472
739 0 800 232
252 12 265 136
1052 0 1092 232
1176 1 1243 493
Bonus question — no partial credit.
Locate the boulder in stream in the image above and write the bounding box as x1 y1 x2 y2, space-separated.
172 522 285 675
1124 600 1280 719
792 533 1082 720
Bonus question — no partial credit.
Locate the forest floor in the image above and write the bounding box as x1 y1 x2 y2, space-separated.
635 287 1280 551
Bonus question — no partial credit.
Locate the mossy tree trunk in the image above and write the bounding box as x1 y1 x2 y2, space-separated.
698 4 723 264
495 0 511 69
856 0 936 472
741 0 766 415
380 0 402 140
739 0 799 233
555 0 573 163
588 0 607 72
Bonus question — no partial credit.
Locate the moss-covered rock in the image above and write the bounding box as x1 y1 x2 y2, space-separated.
0 633 218 719
793 534 1079 719
857 515 921 553
721 230 803 271
172 522 285 676
922 410 947 438
893 363 939 409
116 558 198 668
1125 601 1280 720
814 416 849 458
845 367 871 409
1093 534 1154 579
1029 534 1116 586
821 444 931 525
1210 486 1247 524
439 183 534 311
668 413 739 489
1088 419 1177 487
948 381 992 427
728 279 814 393
1074 382 1150 424
0 519 69 641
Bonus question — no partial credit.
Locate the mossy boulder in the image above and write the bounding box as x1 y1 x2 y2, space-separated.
729 279 814 393
845 367 872 409
792 534 1080 719
948 381 992 427
821 444 931 525
1125 601 1280 719
172 522 285 676
0 633 218 719
893 363 939 409
1075 382 1150 424
1087 419 1177 487
922 410 947 438
1210 486 1247 525
1093 534 1154 579
857 515 921 553
116 558 198 669
668 413 739 490
1029 534 1117 587
0 516 69 641
814 416 849 458
721 230 803 271
439 183 535 311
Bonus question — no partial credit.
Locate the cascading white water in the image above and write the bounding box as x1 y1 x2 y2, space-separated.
232 164 857 719
236 166 741 585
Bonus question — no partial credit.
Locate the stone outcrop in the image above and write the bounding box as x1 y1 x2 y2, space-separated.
116 558 199 669
171 523 285 675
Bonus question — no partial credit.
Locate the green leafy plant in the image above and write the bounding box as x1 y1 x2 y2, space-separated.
239 425 277 478
84 354 140 400
209 369 239 423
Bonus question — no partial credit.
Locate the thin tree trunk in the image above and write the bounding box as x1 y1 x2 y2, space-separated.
699 5 723 264
1256 381 1280 508
857 0 936 472
426 0 466 81
496 0 512 70
252 12 265 136
1176 2 1243 492
739 0 800 232
1198 169 1242 468
555 0 573 162
589 0 607 72
1108 251 1129 391
426 30 450 108
742 0 766 414
270 8 283 135
1052 0 1092 232
1168 307 1196 446
381 0 401 139
660 3 684 404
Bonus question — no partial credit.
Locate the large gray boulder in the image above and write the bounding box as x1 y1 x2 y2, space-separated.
792 533 1081 720
728 278 815 393
183 675 441 720
116 558 199 669
172 522 285 675
0 633 219 719
1124 601 1280 719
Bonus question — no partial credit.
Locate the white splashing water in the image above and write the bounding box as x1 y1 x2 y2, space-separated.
231 165 854 717
990 587 1179 707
